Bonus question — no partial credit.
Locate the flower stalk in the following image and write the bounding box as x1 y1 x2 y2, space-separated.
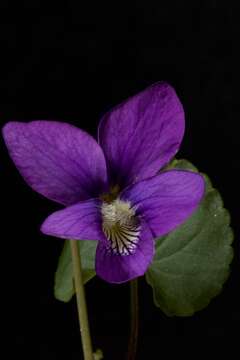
127 279 139 360
70 240 94 360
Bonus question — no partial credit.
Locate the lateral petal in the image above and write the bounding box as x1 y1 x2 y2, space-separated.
41 199 105 241
121 170 205 238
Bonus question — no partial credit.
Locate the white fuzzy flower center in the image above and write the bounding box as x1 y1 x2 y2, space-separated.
101 199 140 256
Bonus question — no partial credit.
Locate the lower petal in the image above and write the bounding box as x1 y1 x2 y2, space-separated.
41 199 105 241
95 220 154 283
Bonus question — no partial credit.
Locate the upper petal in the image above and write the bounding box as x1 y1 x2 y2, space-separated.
41 198 105 241
95 220 154 283
98 82 185 188
3 121 108 205
121 170 205 238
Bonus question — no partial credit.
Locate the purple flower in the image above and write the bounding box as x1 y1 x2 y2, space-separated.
2 82 204 283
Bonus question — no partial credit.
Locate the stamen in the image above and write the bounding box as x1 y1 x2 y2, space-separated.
101 199 140 256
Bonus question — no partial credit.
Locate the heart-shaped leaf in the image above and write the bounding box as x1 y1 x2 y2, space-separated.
146 159 234 316
54 240 97 302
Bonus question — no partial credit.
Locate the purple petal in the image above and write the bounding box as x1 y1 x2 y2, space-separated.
41 199 106 241
121 170 205 238
3 121 108 205
95 220 154 283
98 82 184 188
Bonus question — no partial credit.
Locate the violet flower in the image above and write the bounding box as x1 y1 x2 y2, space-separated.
3 83 204 283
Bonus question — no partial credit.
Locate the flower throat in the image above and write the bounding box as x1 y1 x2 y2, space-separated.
101 198 140 256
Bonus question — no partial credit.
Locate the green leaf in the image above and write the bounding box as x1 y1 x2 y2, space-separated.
146 159 234 316
54 240 97 302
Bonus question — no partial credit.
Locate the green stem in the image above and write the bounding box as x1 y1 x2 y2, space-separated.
70 240 94 360
127 279 139 360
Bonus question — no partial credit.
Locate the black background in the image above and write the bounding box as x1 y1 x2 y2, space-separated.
1 1 239 359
